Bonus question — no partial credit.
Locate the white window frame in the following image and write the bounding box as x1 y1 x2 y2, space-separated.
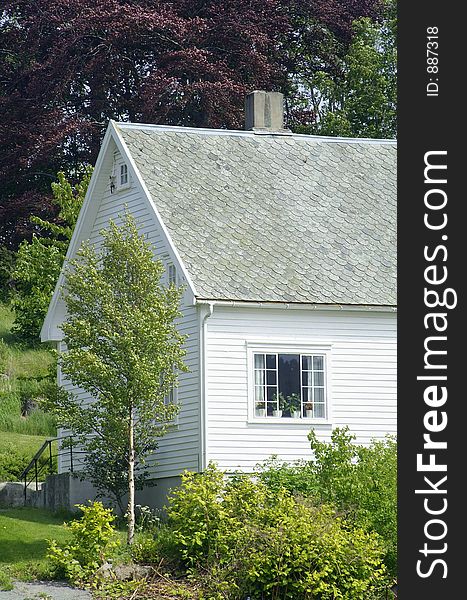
162 385 180 426
247 342 332 424
119 163 128 187
167 263 177 286
112 159 130 192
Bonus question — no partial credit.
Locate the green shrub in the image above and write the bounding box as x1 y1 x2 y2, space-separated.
164 464 387 599
308 428 397 575
255 456 318 496
47 501 120 586
350 436 397 574
257 427 397 576
131 526 180 566
245 500 386 600
167 464 227 568
0 246 15 304
0 445 30 481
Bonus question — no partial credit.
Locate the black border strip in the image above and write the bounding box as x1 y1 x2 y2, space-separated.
398 3 464 597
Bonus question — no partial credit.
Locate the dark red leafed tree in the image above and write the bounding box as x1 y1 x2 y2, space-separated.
0 0 382 250
0 0 289 248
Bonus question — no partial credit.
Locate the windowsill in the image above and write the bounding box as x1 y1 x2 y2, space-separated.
248 417 332 426
115 183 131 193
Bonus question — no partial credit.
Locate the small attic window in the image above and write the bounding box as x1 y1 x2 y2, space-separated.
111 160 130 192
168 264 177 286
119 164 128 186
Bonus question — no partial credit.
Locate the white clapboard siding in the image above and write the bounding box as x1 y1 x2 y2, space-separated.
57 148 200 478
205 306 396 472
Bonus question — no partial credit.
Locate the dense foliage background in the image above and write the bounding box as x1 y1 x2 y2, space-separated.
0 0 395 254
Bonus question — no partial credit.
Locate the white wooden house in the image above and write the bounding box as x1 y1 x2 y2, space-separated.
41 92 396 507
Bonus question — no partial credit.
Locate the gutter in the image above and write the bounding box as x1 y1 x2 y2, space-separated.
195 299 397 313
198 302 214 472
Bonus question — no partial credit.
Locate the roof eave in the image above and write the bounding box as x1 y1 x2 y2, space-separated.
194 298 397 312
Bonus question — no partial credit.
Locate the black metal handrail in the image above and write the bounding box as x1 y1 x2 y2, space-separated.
20 435 85 503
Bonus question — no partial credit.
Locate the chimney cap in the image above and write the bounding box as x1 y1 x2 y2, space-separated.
245 90 290 133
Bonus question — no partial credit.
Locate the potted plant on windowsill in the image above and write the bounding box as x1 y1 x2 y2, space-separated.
286 393 301 418
272 393 286 417
255 402 266 417
303 402 313 418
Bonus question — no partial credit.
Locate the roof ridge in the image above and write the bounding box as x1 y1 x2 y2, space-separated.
115 122 396 145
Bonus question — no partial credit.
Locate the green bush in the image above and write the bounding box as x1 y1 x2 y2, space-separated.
131 526 180 566
167 464 226 568
245 500 386 600
255 456 318 496
0 246 15 304
349 436 397 574
0 445 30 481
47 501 120 586
257 427 397 576
308 428 397 575
163 464 387 599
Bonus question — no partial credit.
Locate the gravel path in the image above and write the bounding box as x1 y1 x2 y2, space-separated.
0 580 92 599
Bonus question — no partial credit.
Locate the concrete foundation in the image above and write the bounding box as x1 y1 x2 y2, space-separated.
136 476 182 510
0 473 182 512
0 481 44 508
61 474 182 512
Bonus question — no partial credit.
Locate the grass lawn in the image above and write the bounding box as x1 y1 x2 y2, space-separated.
0 304 54 381
0 303 15 345
0 431 52 457
0 507 71 582
1 302 57 481
0 431 57 484
0 507 131 590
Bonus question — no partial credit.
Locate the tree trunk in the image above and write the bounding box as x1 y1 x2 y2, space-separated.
127 406 135 545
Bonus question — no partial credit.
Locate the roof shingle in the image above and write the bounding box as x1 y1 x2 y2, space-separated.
118 124 396 306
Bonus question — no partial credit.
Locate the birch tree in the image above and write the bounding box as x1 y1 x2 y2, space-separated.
45 213 187 544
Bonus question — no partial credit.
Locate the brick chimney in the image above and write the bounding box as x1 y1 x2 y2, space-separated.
245 91 289 132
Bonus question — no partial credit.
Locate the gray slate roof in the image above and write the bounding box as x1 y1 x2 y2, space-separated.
118 124 396 306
